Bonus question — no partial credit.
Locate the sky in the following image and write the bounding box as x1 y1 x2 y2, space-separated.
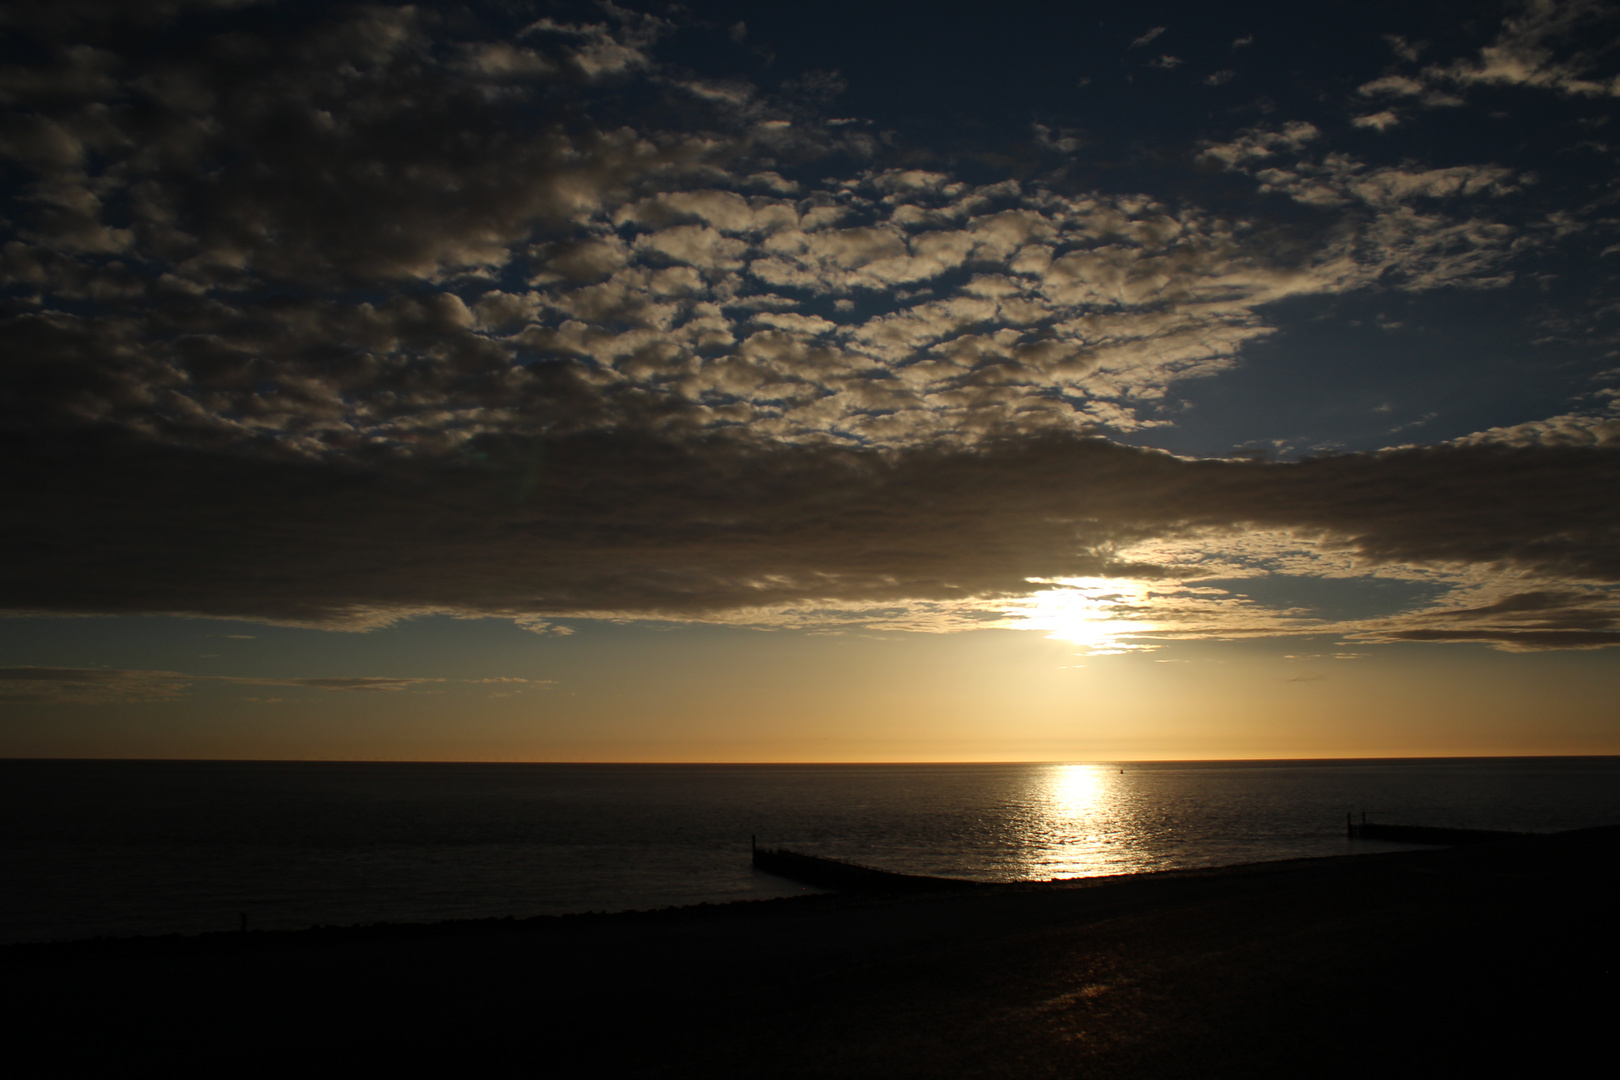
2 0 1618 761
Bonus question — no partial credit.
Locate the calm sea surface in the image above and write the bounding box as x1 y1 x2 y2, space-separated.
3 757 1617 944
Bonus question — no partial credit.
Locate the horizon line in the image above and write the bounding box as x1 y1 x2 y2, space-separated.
5 753 1616 766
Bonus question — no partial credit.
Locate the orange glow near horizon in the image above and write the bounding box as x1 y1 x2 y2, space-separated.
3 622 1620 763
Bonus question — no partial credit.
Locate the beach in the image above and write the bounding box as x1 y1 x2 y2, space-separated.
6 828 1616 1078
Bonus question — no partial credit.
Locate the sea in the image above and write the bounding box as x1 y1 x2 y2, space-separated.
3 757 1618 945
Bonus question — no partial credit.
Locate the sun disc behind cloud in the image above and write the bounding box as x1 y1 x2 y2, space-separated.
1014 579 1158 654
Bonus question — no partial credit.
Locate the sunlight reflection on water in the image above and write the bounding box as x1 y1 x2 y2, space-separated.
1005 763 1159 880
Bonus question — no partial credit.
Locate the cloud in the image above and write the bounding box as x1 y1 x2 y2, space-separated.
1 2 1616 655
1430 0 1620 98
0 666 192 704
1385 36 1425 63
1356 73 1461 107
1198 125 1527 291
1130 27 1167 49
0 4 766 296
5 430 1617 648
1452 402 1620 448
1348 584 1620 651
1428 589 1598 620
0 666 542 703
0 2 1560 468
1352 111 1402 132
1357 1 1620 106
1032 123 1083 153
220 676 442 692
1203 126 1523 209
1375 628 1620 650
513 616 577 636
0 150 1533 454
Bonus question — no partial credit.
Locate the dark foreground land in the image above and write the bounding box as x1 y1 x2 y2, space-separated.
6 829 1618 1078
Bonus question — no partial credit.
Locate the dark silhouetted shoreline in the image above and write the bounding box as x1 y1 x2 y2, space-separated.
5 828 1617 1077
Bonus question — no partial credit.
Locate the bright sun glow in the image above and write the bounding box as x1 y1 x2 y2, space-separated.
1013 578 1156 653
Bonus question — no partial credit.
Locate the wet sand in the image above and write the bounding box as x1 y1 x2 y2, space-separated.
6 827 1617 1077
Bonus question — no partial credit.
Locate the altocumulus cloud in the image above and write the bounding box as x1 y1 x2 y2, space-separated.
2 0 1618 651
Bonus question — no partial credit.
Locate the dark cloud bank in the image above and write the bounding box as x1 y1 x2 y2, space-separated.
3 1 1618 651
6 429 1618 645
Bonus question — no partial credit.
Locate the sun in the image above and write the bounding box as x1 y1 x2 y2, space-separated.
1014 578 1152 653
